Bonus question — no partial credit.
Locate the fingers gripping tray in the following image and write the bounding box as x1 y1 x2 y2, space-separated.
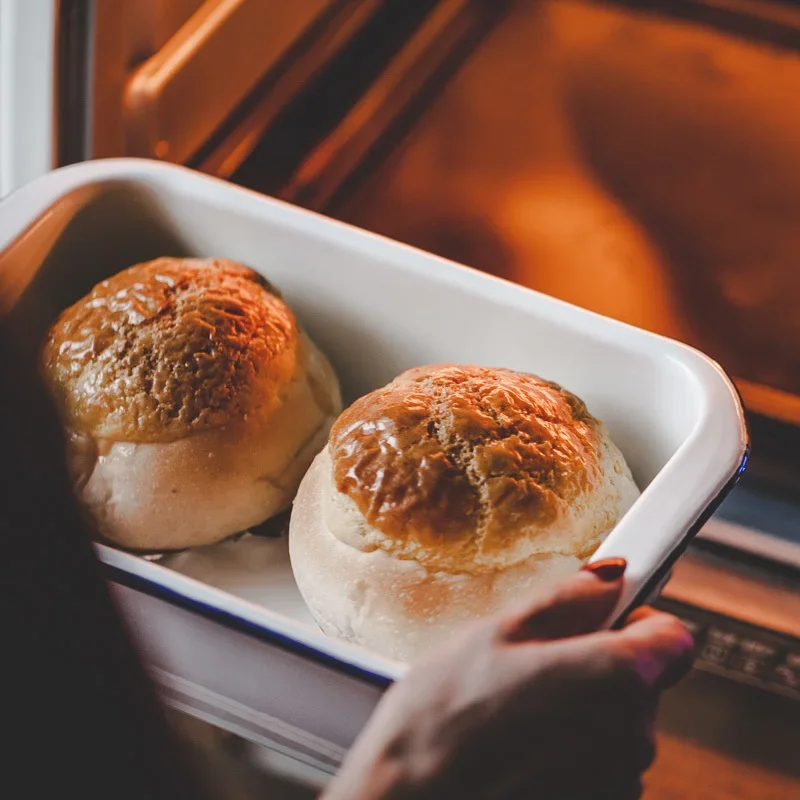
0 159 747 763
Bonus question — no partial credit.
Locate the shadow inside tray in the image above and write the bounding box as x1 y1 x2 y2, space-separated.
1 182 195 363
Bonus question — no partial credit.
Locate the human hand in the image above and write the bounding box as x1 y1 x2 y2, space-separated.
323 560 693 800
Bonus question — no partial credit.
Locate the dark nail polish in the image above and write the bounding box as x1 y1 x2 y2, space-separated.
581 557 627 582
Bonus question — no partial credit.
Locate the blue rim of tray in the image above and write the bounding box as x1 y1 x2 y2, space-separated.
103 562 396 691
103 443 748 682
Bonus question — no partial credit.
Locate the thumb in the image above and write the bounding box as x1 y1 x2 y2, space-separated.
499 560 627 643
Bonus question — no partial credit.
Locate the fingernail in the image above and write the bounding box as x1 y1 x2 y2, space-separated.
581 557 627 582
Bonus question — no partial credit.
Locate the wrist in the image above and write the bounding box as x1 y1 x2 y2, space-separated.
322 755 414 800
322 726 445 800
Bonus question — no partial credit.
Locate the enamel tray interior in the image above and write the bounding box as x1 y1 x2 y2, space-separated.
0 159 747 669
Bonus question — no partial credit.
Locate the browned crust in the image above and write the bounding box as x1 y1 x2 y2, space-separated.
329 365 601 555
41 257 298 442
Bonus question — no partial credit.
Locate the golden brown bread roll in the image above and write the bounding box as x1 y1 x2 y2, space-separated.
289 364 639 661
42 257 341 551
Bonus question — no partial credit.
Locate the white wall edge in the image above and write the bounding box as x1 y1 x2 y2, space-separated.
0 0 57 198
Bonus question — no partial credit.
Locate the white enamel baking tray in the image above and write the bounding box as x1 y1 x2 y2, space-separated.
0 159 747 724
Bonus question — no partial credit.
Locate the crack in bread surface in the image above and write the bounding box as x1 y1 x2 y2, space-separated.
42 257 298 442
329 365 602 563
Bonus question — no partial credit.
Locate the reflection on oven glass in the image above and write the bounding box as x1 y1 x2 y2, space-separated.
336 0 800 401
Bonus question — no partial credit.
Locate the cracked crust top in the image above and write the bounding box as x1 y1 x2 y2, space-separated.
328 364 614 564
41 257 299 442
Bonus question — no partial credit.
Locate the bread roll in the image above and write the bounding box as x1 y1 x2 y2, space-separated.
42 257 341 551
289 364 638 661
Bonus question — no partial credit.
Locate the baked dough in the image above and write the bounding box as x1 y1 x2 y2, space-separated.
290 364 638 661
42 257 341 550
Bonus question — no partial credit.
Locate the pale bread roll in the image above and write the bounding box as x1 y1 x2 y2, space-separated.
42 257 341 551
289 364 639 661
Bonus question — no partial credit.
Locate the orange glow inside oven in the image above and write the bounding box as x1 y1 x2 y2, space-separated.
334 0 800 421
